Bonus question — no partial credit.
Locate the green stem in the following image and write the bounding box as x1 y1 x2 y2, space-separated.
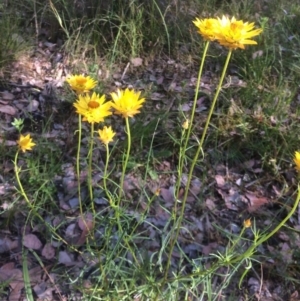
14 151 32 207
162 187 300 286
14 150 86 254
183 49 233 205
164 49 233 282
234 187 300 263
14 151 45 225
76 114 83 216
165 44 210 279
103 143 111 205
88 122 95 215
199 50 232 147
118 117 131 203
113 117 140 266
175 41 210 200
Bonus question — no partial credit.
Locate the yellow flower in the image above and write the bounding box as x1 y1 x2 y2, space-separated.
110 88 145 118
66 75 97 94
193 18 219 41
17 134 36 152
154 188 161 196
98 126 116 145
294 151 300 172
243 219 252 228
215 16 262 50
182 119 189 130
74 92 112 123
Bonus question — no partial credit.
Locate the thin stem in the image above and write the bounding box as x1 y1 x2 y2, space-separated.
199 50 232 148
112 117 140 266
103 143 111 205
14 151 32 206
14 150 84 253
76 114 83 216
164 44 210 281
118 117 131 203
14 151 44 224
234 187 300 263
163 49 233 282
175 41 210 200
88 122 95 215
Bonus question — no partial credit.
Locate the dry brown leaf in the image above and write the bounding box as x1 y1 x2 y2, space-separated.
290 290 299 301
23 234 42 250
150 92 164 101
0 267 23 301
190 178 202 196
0 262 15 270
160 187 175 204
0 105 17 115
58 251 73 265
42 243 55 260
215 175 225 187
244 192 269 213
205 198 218 212
76 212 94 246
34 60 42 75
78 212 94 232
279 242 293 264
0 91 14 101
130 57 143 67
65 223 77 239
217 187 240 211
27 99 39 112
201 242 219 256
123 174 142 197
0 237 18 253
33 284 55 300
252 50 263 59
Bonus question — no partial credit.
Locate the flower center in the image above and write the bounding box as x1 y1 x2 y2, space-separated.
88 101 100 109
77 79 87 85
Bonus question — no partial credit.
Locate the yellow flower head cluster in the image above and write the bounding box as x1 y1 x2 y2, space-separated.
193 18 219 41
74 92 112 123
110 88 145 118
182 119 189 130
66 75 97 94
67 73 146 136
17 134 36 152
294 151 300 172
243 219 252 228
98 126 116 145
193 15 262 50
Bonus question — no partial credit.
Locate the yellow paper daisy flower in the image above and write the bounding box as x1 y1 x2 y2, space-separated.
182 119 189 130
74 92 112 123
17 134 36 152
294 151 300 172
193 18 219 41
243 219 252 228
215 15 262 50
98 126 116 145
110 88 145 118
66 75 97 94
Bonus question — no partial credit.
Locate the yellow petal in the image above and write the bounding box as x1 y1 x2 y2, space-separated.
66 75 97 94
73 93 112 123
215 16 262 50
98 126 116 145
17 134 36 152
110 88 145 118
